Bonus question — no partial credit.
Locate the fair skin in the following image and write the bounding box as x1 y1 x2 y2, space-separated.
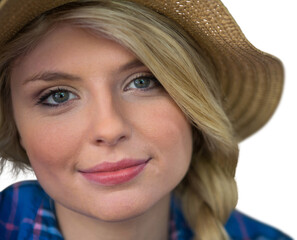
10 24 193 240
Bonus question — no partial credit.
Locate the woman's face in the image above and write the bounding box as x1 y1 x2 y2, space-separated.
10 25 193 222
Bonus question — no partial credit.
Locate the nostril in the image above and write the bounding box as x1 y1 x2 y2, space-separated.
95 135 126 146
96 139 104 144
118 135 126 142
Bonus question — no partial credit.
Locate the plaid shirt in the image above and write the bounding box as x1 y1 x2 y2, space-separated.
0 181 292 240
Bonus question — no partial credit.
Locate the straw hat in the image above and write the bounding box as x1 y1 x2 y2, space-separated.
0 0 284 141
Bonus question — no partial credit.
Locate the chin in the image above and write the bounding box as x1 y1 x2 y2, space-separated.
98 208 147 223
84 199 153 223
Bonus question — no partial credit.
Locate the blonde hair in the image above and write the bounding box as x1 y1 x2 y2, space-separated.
0 1 239 239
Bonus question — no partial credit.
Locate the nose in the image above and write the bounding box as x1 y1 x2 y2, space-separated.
89 94 131 147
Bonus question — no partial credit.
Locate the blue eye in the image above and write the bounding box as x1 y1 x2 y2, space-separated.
126 76 161 91
37 88 77 107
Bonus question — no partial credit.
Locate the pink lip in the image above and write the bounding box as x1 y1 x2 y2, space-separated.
79 158 151 186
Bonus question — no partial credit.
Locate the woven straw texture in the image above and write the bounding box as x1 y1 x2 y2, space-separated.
0 0 284 141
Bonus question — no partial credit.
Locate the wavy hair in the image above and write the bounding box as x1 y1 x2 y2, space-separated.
0 1 239 239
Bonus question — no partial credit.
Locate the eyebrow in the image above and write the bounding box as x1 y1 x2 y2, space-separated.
118 59 145 72
22 59 146 86
22 71 81 85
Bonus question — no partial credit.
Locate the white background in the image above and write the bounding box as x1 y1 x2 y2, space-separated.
221 0 297 238
0 0 296 238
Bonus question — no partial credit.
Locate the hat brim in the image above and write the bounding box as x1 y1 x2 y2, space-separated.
0 0 284 141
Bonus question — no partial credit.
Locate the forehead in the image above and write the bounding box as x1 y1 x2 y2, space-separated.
10 24 138 85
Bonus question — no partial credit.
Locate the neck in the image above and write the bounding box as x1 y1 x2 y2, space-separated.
55 194 170 240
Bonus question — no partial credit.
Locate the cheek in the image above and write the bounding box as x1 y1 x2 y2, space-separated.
131 97 193 178
18 116 85 172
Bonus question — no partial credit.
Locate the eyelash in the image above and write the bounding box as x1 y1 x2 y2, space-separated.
124 75 161 92
36 75 161 108
36 87 75 108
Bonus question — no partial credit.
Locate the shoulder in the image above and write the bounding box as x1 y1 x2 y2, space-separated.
1 180 46 200
0 180 58 239
0 180 47 215
170 195 292 240
225 210 293 240
0 180 46 209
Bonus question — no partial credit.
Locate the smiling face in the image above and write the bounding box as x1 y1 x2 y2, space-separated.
10 24 193 223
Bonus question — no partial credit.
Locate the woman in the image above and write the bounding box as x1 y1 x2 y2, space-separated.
0 0 292 239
